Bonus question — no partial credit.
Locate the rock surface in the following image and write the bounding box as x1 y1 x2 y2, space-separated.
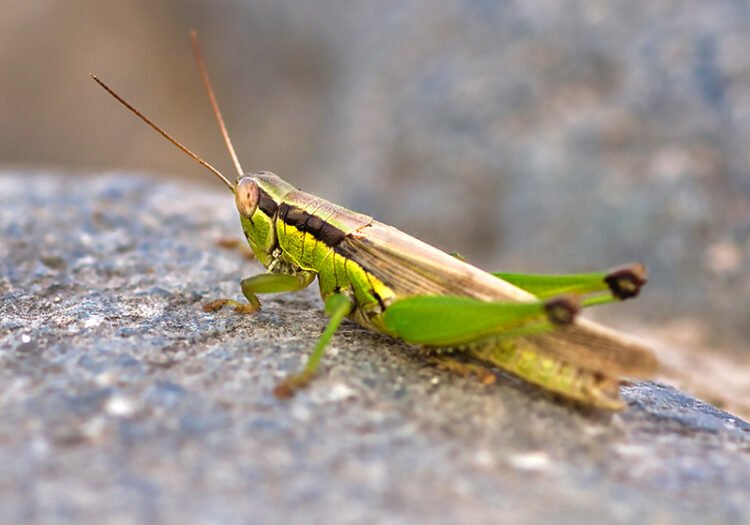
1 173 749 525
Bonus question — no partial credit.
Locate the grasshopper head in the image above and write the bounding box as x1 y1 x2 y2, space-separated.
235 176 260 218
233 171 295 269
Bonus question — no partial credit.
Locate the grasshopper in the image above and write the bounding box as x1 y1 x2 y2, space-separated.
91 32 657 409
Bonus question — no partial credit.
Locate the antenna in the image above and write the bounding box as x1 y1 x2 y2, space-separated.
90 73 235 193
190 30 244 177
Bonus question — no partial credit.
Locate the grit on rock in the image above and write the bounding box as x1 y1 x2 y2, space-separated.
1 173 748 525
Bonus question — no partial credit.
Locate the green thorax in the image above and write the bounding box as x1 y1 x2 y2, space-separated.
239 171 371 270
238 171 395 332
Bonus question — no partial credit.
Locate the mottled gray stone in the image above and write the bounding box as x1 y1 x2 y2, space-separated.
1 173 748 525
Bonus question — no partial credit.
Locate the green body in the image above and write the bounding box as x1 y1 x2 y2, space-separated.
238 172 656 409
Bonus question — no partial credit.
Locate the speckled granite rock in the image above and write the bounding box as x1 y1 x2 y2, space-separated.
1 173 748 525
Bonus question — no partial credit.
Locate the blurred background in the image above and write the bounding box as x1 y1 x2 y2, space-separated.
1 0 748 413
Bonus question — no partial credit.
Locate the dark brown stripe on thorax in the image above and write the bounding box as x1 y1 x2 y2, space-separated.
279 202 346 247
258 189 278 217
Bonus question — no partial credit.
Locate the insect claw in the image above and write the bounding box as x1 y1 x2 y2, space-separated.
272 382 294 399
232 303 260 314
202 298 259 314
544 295 580 325
273 370 315 399
604 263 647 300
202 299 229 312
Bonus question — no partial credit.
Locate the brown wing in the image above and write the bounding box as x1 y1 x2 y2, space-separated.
337 221 658 377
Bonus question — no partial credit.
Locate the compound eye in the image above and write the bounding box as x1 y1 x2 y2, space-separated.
235 177 260 218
